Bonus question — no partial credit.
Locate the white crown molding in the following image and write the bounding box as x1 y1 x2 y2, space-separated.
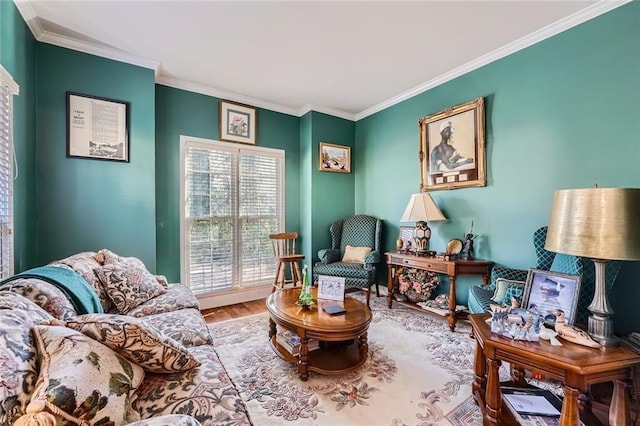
355 0 631 121
297 104 355 121
157 76 302 117
0 65 20 95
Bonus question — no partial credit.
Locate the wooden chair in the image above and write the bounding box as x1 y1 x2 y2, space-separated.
269 232 305 292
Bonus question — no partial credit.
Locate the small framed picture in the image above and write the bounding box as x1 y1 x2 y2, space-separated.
219 100 257 145
67 92 129 162
317 275 346 301
319 142 351 173
522 269 582 325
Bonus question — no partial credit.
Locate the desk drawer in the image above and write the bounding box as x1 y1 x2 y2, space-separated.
399 258 449 274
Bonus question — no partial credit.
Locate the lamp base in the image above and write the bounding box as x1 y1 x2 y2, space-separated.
413 221 431 252
587 259 619 347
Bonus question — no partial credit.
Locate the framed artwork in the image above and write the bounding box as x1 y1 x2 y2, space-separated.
319 142 351 173
317 275 345 301
219 100 257 145
67 92 129 162
398 226 414 252
522 269 582 325
419 96 486 191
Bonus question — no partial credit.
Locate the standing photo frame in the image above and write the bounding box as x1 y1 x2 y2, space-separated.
219 100 257 145
319 142 351 173
67 92 129 162
317 275 346 301
522 269 582 325
419 97 485 191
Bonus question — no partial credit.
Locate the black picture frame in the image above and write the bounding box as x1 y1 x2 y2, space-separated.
522 268 582 325
67 92 130 162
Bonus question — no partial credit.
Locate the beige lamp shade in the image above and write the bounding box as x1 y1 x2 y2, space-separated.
545 188 640 261
400 193 446 222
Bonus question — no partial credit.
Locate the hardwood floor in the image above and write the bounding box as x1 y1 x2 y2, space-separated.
201 299 268 324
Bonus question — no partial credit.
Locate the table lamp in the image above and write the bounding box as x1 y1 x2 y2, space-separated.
400 192 446 253
544 187 640 346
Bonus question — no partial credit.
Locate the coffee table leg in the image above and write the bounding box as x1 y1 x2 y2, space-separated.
485 357 501 424
298 337 309 381
268 317 276 338
358 332 369 358
560 384 581 425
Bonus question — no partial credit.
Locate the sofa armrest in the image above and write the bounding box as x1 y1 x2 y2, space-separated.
318 249 341 264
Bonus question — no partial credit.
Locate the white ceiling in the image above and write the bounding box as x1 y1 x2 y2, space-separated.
15 1 625 120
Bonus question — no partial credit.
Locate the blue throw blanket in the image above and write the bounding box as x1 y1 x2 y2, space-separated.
0 265 103 314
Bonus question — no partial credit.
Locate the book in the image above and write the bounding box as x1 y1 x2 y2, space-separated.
323 304 346 315
501 386 562 417
276 330 319 356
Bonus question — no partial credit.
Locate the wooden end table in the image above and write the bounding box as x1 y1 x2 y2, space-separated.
470 313 640 425
385 251 493 331
266 288 372 381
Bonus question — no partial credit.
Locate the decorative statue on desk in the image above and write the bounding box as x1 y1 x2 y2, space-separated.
296 265 314 310
460 222 477 261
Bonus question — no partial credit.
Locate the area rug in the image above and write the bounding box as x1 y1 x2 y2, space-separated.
208 296 512 426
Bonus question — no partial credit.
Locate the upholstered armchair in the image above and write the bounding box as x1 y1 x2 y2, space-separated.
468 226 622 325
313 214 382 306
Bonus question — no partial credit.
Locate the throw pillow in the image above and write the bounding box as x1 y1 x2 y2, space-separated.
15 325 144 426
94 248 123 265
491 278 526 304
61 313 201 373
95 257 166 314
342 245 372 263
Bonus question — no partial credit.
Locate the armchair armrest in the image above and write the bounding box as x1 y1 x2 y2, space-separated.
318 249 341 264
363 251 380 267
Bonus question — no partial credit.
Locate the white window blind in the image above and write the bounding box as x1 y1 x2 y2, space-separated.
0 65 18 280
181 138 284 295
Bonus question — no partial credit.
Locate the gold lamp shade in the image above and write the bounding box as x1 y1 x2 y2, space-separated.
545 188 640 261
545 187 640 346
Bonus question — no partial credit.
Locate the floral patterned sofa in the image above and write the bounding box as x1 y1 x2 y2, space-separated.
0 250 251 426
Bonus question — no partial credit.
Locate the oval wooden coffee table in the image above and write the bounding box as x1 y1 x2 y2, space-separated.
266 288 372 381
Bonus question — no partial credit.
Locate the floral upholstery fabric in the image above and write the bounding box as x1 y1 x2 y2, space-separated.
0 277 77 320
24 325 145 425
126 414 203 426
0 292 52 425
142 308 213 347
96 257 167 314
125 284 200 317
62 313 201 373
135 346 251 426
49 251 114 312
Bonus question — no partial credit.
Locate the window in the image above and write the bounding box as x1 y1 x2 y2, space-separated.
0 65 18 280
180 136 285 297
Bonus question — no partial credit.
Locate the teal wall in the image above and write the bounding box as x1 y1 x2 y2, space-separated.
1 0 37 271
35 44 157 269
155 85 301 281
355 2 640 333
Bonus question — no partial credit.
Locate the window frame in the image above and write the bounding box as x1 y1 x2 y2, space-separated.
179 135 285 301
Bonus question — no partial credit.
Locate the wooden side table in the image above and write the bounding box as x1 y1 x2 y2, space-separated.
470 313 640 425
385 252 493 331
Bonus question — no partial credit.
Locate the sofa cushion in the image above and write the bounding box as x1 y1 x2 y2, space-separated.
126 284 200 317
95 257 166 314
50 251 114 312
135 345 250 425
20 325 145 425
142 308 213 347
0 277 77 319
491 278 526 305
61 313 201 373
342 245 372 263
504 284 526 306
0 292 53 425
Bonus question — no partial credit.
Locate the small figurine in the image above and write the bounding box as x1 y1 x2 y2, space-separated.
549 309 601 348
460 221 477 260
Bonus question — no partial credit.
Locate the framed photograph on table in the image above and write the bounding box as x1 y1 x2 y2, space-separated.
319 142 351 173
317 275 345 301
67 92 129 162
219 100 257 145
522 269 581 325
419 96 485 191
